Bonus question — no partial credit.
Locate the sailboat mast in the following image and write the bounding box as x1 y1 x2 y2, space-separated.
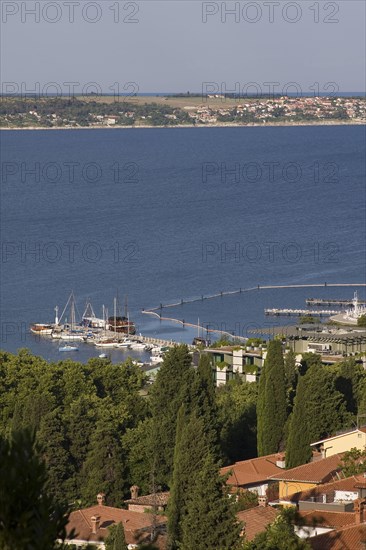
70 292 76 329
113 297 117 333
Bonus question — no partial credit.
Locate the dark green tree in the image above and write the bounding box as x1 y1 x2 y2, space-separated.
0 429 69 550
105 522 128 550
66 394 99 494
181 354 220 457
81 408 127 506
150 345 192 487
335 359 365 416
284 349 298 413
257 340 287 455
180 453 243 550
168 407 210 549
217 379 257 463
286 363 350 468
113 522 128 550
37 409 73 504
122 418 154 495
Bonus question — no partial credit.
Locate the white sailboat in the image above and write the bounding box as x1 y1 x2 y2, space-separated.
53 292 84 341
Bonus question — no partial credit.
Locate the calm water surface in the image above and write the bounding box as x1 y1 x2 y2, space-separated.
1 126 365 361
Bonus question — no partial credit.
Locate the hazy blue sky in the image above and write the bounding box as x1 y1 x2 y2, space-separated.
1 0 365 94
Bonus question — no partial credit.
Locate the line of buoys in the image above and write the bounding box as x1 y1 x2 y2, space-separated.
143 283 366 314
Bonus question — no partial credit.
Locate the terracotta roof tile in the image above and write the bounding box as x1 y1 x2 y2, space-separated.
237 506 279 541
309 523 366 550
66 504 167 546
125 492 169 507
270 454 344 484
221 454 285 487
298 510 357 529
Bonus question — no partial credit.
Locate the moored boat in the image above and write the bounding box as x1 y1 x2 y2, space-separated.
130 342 146 350
30 324 53 335
59 345 79 352
95 339 118 348
108 316 136 335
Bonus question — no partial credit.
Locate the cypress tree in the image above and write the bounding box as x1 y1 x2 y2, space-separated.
113 522 128 550
180 453 242 550
335 358 364 415
37 408 73 505
150 345 192 487
181 354 220 457
81 413 126 506
168 406 210 549
257 340 287 455
284 349 298 414
286 363 350 469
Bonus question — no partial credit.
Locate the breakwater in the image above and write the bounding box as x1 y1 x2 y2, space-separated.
142 283 366 339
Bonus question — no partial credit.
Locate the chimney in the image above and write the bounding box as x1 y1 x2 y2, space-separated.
130 485 140 499
258 495 268 507
97 492 105 506
276 454 286 469
91 515 101 534
354 499 366 524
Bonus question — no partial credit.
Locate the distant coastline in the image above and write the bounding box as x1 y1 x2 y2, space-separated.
1 120 365 131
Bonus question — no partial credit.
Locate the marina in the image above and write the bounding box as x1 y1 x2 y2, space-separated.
29 291 191 369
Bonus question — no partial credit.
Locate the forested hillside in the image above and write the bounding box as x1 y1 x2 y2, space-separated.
0 344 365 547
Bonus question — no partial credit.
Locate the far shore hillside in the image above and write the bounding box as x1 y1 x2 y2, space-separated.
1 95 365 129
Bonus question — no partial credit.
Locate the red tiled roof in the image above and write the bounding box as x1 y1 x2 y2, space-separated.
282 474 366 503
309 523 366 550
125 492 169 507
270 454 343 484
237 506 279 541
298 510 357 529
221 454 285 487
66 504 167 546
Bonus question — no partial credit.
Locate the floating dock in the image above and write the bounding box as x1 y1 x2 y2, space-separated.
306 298 366 306
265 308 339 317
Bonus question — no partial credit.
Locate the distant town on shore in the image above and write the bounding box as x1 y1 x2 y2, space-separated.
1 95 365 129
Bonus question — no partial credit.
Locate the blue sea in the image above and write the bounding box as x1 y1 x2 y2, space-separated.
1 125 365 361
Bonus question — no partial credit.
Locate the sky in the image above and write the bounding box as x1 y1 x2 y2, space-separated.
1 0 365 94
